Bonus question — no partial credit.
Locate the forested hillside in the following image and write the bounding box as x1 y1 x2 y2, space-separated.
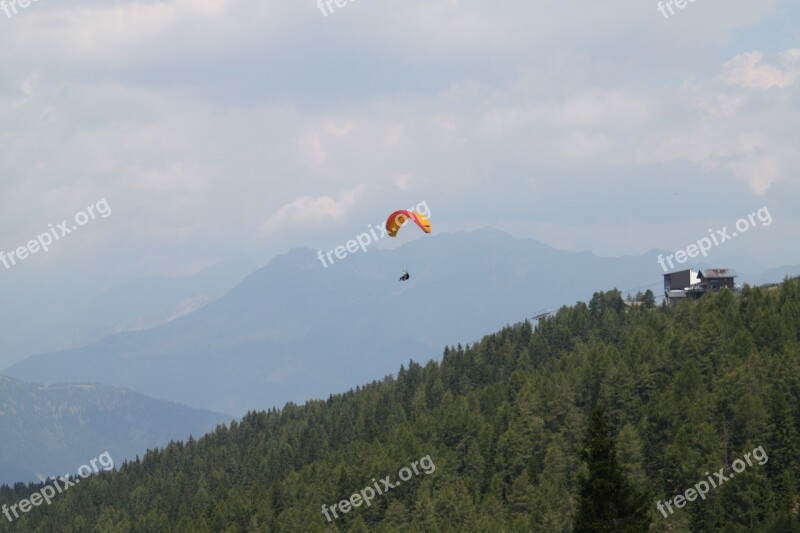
0 379 228 486
2 280 799 532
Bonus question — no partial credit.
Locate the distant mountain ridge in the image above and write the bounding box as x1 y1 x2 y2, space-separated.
0 256 258 370
0 376 229 485
53 256 259 351
4 228 799 416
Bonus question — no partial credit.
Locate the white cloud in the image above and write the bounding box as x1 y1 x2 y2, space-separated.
14 72 39 107
633 48 799 195
394 174 411 189
298 132 328 170
259 185 366 236
720 50 800 91
561 132 611 159
637 127 768 166
550 91 653 129
2 0 274 64
729 156 784 195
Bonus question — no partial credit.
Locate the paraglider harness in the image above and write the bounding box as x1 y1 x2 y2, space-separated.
399 270 410 282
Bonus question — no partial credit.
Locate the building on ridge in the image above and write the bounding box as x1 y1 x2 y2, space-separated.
664 268 738 303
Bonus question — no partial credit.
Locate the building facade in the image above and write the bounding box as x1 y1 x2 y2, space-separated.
664 268 738 303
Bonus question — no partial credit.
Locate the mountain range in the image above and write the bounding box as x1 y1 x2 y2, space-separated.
4 228 798 416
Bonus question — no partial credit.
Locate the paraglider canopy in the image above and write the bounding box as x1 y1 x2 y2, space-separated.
385 210 431 237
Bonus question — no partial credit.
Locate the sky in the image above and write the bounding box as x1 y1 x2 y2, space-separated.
1 0 799 300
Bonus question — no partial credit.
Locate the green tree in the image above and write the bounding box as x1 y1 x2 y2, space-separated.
642 289 656 308
575 408 650 533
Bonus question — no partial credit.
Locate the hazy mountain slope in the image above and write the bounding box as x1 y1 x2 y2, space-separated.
0 376 229 485
748 265 800 286
0 257 257 368
53 256 259 350
4 228 797 416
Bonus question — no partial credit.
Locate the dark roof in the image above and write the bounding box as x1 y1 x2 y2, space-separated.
663 269 695 278
699 268 737 279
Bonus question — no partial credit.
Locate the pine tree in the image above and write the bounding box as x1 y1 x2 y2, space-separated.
574 408 650 533
642 290 656 309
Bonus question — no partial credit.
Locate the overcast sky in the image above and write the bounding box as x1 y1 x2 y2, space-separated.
1 0 798 296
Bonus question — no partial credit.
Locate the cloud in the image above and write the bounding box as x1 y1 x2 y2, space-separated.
259 185 366 236
550 91 653 130
0 0 797 283
729 156 784 195
394 174 411 189
633 48 799 195
637 127 768 166
720 50 800 90
13 72 39 108
561 132 611 159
